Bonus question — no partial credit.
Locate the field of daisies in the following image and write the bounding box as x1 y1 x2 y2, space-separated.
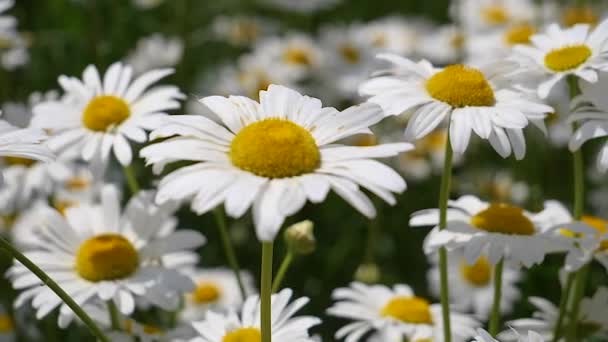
2 0 608 341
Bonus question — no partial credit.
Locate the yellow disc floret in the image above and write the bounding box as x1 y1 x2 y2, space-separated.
340 44 360 64
76 234 139 282
193 282 222 304
230 119 320 178
82 96 130 132
460 256 492 287
223 328 262 342
283 48 312 66
0 314 13 333
471 203 535 235
4 156 36 167
426 65 495 108
481 5 510 25
562 7 598 27
581 216 608 251
504 24 536 45
544 45 592 72
381 296 433 324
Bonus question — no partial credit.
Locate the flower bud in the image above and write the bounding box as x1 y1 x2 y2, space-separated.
354 263 380 284
284 220 316 255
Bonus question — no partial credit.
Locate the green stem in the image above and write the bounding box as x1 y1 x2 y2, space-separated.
271 251 294 293
261 242 274 342
438 128 454 342
107 300 120 330
489 259 504 336
566 264 590 342
572 147 584 220
553 273 575 342
123 165 140 195
213 208 247 299
0 237 109 342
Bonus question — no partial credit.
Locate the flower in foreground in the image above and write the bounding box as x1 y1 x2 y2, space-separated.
410 195 561 267
32 62 184 170
189 288 320 342
427 248 521 319
359 54 551 158
8 185 205 327
141 84 410 241
327 282 480 341
513 20 608 98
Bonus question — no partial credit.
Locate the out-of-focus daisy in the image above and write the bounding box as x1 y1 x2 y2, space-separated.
452 0 536 33
427 249 521 319
513 20 608 98
457 170 530 205
476 328 543 342
263 0 341 13
132 0 164 10
360 54 552 157
32 62 184 169
467 23 537 64
561 6 601 27
0 30 28 70
327 282 480 341
189 289 320 342
359 17 420 56
569 73 608 172
126 34 183 75
180 268 256 322
141 85 410 241
499 288 608 341
211 15 275 47
417 25 465 65
410 195 560 267
0 0 16 32
8 185 205 327
51 164 101 214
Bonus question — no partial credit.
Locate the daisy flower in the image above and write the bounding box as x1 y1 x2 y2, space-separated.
410 195 561 267
427 249 522 319
359 54 552 158
467 23 537 64
8 185 205 327
561 6 601 28
189 288 320 342
359 16 420 56
417 25 465 65
180 267 256 322
569 72 608 172
513 20 608 98
452 0 536 33
211 15 276 47
126 34 184 75
499 288 608 341
327 282 480 342
141 84 410 241
31 62 184 170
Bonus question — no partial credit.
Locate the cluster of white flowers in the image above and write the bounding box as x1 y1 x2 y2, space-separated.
0 0 608 341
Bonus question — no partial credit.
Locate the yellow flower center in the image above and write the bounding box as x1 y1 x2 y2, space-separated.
582 216 608 251
460 256 492 287
82 96 130 132
75 234 139 282
0 315 13 333
544 45 592 72
504 24 536 45
283 48 312 66
353 134 378 147
53 200 77 216
340 44 360 64
193 282 222 304
222 328 261 342
66 176 91 191
470 203 535 235
381 296 433 324
562 7 598 27
142 324 163 335
230 119 320 178
426 64 495 108
4 156 36 167
481 5 510 25
451 33 466 49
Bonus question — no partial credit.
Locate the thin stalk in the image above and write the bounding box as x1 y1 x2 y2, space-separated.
0 236 109 342
552 273 575 342
213 208 247 299
489 259 504 336
123 165 140 195
566 264 590 342
261 242 274 342
271 251 294 293
438 128 454 342
107 300 120 330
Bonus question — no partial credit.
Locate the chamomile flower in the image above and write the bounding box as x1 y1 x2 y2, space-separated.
327 282 480 342
31 62 184 169
410 195 560 267
359 17 420 56
359 54 552 157
467 23 537 64
141 85 410 241
126 34 184 75
513 20 608 98
417 25 465 65
8 185 205 327
211 15 275 47
189 289 320 342
561 6 601 28
499 288 608 341
427 249 522 319
568 72 608 172
452 0 536 33
180 268 256 322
